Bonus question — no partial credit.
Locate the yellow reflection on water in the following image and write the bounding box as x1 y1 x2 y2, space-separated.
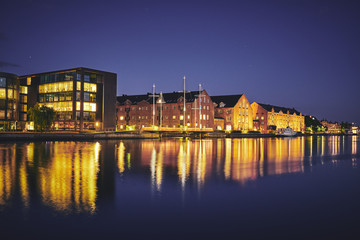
117 142 125 173
177 141 191 190
19 152 29 208
150 145 163 192
0 145 16 206
224 139 232 180
352 136 357 155
38 142 99 213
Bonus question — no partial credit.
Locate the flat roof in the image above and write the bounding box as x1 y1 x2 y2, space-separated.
19 67 116 77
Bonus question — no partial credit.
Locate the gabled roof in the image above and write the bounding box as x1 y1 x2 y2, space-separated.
117 94 152 105
211 94 243 108
257 103 301 115
161 91 201 103
117 90 205 105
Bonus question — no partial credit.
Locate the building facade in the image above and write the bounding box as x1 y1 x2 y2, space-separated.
251 102 305 133
1 68 117 131
116 90 214 130
320 121 341 134
211 94 253 131
0 72 20 130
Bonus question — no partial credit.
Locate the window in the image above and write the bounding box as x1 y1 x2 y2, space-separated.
77 81 81 90
84 92 90 101
84 75 90 82
84 83 96 92
20 95 27 103
20 86 27 94
0 89 6 99
21 104 27 112
39 82 73 93
0 110 5 119
0 77 6 87
173 115 176 119
77 74 81 81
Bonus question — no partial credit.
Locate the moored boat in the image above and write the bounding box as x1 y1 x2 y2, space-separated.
277 127 297 137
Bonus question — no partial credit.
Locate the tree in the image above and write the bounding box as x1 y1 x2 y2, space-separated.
340 121 352 134
28 104 56 132
268 125 277 131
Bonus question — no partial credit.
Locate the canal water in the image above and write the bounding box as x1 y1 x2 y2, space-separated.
0 136 359 239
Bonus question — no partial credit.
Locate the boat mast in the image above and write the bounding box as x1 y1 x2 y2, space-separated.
183 76 186 129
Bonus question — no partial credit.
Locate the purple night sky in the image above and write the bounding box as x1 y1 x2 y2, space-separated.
1 0 359 124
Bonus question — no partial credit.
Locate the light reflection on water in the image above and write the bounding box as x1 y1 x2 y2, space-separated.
0 136 359 214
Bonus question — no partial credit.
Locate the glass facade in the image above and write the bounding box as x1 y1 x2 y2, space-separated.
0 73 19 130
34 70 99 130
0 68 116 131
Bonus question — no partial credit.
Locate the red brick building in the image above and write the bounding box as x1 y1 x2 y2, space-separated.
116 90 214 130
251 102 305 133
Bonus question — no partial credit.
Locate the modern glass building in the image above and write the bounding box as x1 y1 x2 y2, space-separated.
1 67 117 131
0 72 20 130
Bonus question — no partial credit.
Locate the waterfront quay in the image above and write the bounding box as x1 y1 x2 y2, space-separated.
0 130 351 141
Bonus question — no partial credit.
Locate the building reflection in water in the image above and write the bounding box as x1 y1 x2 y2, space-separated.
0 142 100 214
0 136 358 213
38 142 100 213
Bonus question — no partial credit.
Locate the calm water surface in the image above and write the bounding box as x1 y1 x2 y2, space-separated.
0 136 359 239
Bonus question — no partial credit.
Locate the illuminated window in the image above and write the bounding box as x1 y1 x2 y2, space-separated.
39 82 73 93
7 89 13 98
180 115 184 120
0 89 5 99
27 77 31 85
21 95 27 103
76 101 81 110
84 83 96 92
173 115 176 119
21 104 27 112
187 115 190 119
39 102 73 112
77 81 81 90
84 102 90 111
20 86 28 94
89 103 96 112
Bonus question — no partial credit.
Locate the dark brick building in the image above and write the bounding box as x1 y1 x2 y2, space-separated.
117 90 214 130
